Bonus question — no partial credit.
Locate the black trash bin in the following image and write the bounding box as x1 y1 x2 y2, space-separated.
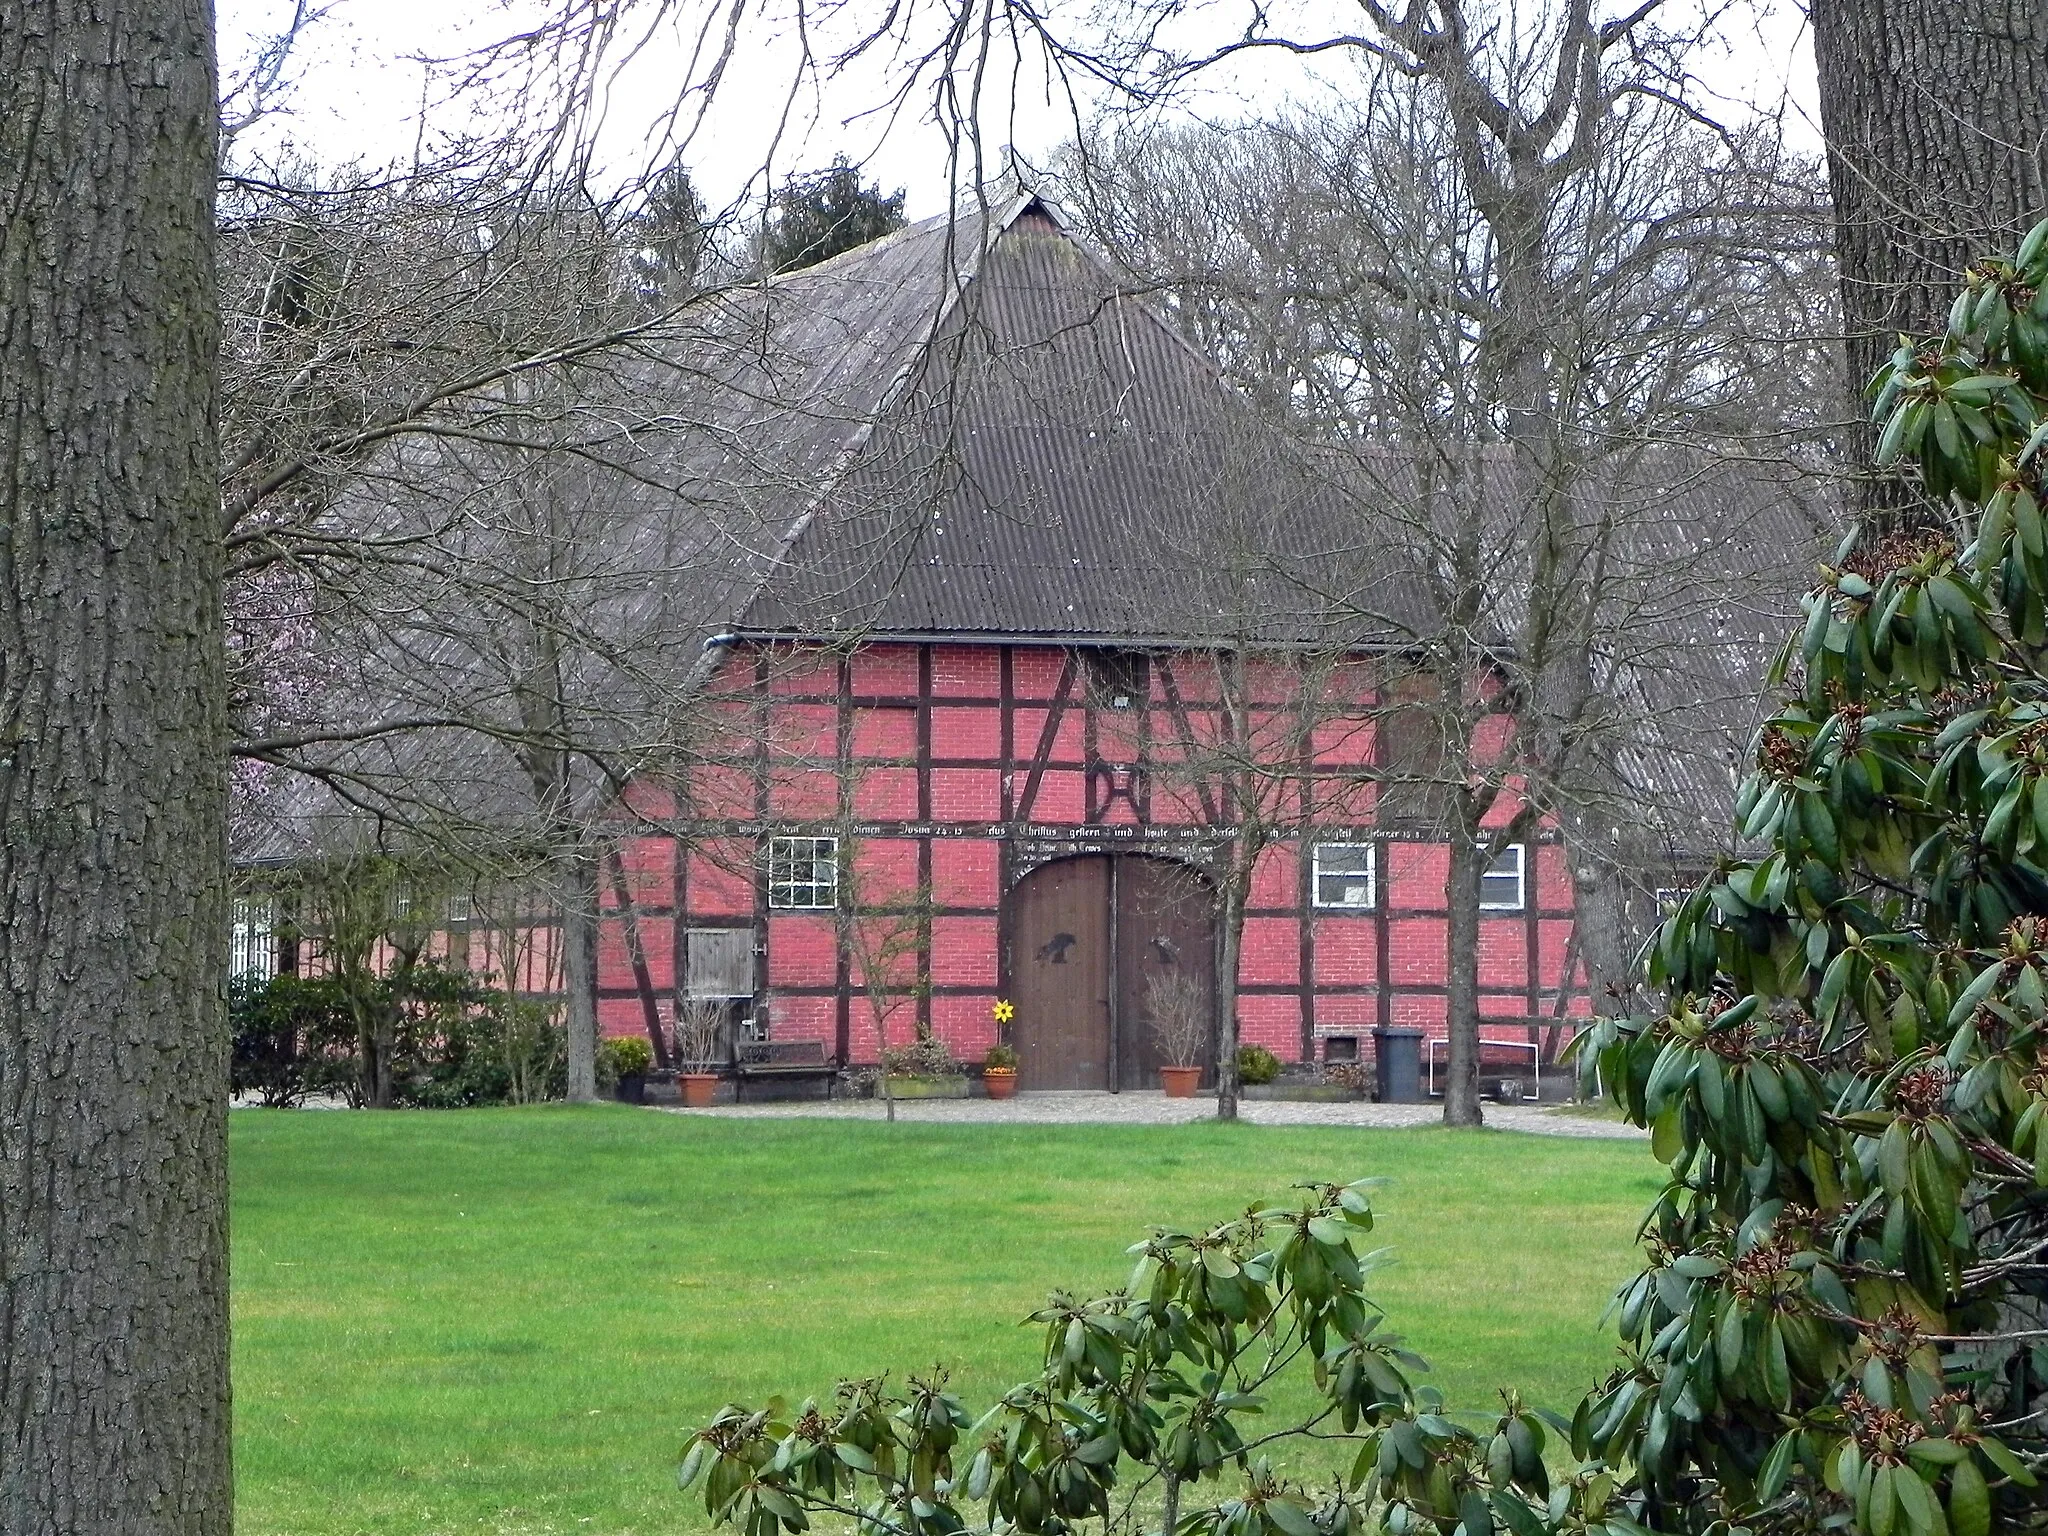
1372 1028 1425 1104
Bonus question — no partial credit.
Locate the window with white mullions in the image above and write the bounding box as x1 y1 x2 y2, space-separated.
767 835 839 910
1478 844 1525 911
1311 843 1376 910
229 896 277 978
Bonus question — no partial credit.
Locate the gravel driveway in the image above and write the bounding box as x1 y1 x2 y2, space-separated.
665 1090 1645 1138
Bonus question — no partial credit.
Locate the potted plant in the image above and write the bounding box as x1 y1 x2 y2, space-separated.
673 997 725 1109
982 1042 1019 1099
1146 970 1208 1097
602 1035 655 1104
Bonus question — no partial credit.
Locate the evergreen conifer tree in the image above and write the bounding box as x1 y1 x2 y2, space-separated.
762 159 906 273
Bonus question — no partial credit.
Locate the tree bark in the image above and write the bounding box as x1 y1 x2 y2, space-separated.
1811 0 2048 518
1441 831 1485 1127
347 976 394 1110
1558 804 1650 1023
606 848 674 1069
560 846 601 1102
1214 862 1245 1122
0 2 232 1531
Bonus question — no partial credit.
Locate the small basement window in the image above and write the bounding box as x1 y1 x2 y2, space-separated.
1311 843 1376 910
767 836 839 910
1479 844 1525 911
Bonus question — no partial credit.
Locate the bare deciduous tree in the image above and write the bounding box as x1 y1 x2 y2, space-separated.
835 836 943 1122
1054 8 1836 1123
220 162 809 1099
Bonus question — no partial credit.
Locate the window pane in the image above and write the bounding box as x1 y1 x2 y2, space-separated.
1312 844 1374 909
229 897 274 978
768 836 838 909
1479 845 1523 910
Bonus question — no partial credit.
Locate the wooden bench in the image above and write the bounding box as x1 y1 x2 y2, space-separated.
733 1039 841 1103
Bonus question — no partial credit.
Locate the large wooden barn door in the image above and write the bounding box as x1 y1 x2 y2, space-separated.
1012 856 1111 1089
1114 857 1217 1090
1010 854 1217 1091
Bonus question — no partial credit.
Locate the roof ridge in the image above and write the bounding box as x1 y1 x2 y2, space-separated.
1010 195 1232 394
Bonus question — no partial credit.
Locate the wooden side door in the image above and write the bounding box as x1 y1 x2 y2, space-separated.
1115 856 1218 1090
1010 856 1111 1089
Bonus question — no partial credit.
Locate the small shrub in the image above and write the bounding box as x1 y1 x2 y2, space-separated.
673 997 725 1070
495 1000 567 1104
1144 968 1208 1067
391 962 550 1109
879 1030 956 1078
1236 1043 1281 1084
597 1034 655 1088
230 972 357 1106
983 1042 1018 1071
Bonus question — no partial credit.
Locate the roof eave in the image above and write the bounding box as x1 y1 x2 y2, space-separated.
712 627 1410 654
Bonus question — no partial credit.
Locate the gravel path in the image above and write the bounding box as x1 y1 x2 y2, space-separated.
664 1090 1645 1139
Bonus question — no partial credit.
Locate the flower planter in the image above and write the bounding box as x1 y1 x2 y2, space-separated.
615 1072 647 1105
883 1073 970 1100
678 1072 720 1109
1159 1065 1203 1098
1243 1082 1363 1102
983 1068 1018 1100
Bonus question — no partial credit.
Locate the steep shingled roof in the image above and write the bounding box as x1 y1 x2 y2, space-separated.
729 201 1430 646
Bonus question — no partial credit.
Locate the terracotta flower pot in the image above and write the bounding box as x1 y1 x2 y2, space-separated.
983 1068 1018 1100
679 1072 719 1109
1159 1066 1202 1098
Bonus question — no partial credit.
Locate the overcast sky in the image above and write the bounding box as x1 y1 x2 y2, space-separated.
219 0 1821 218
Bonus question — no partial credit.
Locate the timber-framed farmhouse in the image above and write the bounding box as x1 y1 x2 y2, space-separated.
238 191 1817 1091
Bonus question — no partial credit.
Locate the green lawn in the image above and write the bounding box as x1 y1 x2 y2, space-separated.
231 1108 1661 1536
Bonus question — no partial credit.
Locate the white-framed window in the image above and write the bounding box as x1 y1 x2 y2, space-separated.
1311 843 1377 910
767 835 839 910
1479 844 1526 911
229 896 276 979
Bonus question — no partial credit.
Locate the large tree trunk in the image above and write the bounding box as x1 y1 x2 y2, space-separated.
1812 0 2048 517
0 2 232 1531
1441 831 1485 1127
1555 784 1647 1023
1565 849 1639 1022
